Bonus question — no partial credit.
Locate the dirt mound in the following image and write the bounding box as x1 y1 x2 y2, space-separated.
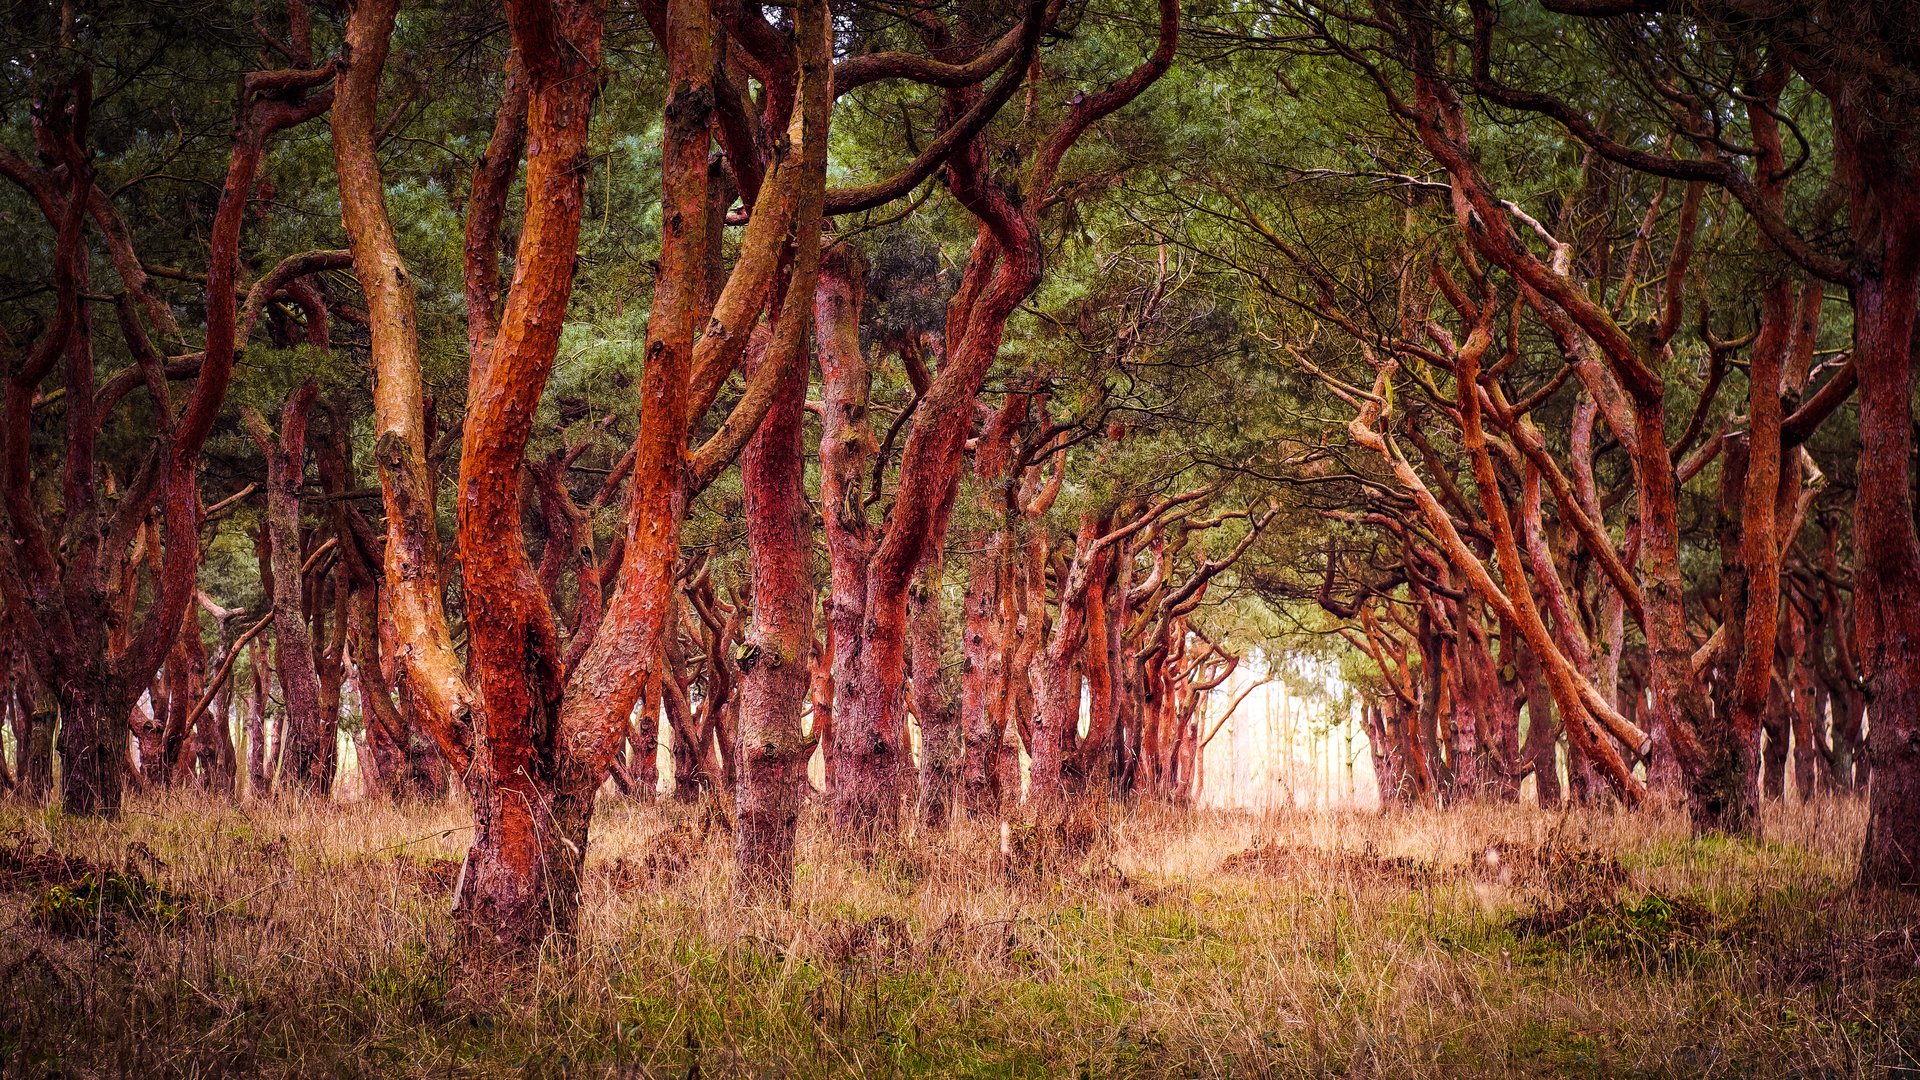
601 823 707 894
1219 843 1445 887
0 840 95 886
1769 926 1920 986
1509 891 1715 968
392 855 461 897
0 839 199 937
1470 839 1628 897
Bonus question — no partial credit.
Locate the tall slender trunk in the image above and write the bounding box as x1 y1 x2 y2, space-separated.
736 377 814 889
1851 195 1920 885
1448 603 1487 800
1789 614 1819 802
334 0 475 775
244 384 330 796
735 115 826 888
1077 563 1118 793
815 247 892 834
245 640 271 796
911 544 961 828
957 533 1007 816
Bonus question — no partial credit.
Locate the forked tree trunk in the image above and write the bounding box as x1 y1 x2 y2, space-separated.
734 21 830 883
53 32 331 818
1030 518 1103 813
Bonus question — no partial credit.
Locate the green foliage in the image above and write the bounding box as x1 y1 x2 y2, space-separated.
1511 891 1718 971
29 869 193 936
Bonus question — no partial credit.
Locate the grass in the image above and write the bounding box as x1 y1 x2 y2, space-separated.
0 791 1915 1076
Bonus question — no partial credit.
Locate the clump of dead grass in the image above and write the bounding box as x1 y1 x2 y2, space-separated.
1219 840 1445 887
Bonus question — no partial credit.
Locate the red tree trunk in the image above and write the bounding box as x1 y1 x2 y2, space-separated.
1851 196 1920 886
734 35 829 883
736 345 816 892
451 0 604 952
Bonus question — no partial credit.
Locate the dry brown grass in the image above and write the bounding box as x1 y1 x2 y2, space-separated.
0 790 1915 1076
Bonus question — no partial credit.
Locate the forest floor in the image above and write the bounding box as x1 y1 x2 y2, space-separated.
0 791 1914 1077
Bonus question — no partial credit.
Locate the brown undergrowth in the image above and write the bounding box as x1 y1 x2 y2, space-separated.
0 791 1913 1077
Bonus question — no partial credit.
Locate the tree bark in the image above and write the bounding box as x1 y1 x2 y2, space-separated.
332 0 476 773
1851 196 1920 886
910 546 962 828
734 5 829 888
736 324 818 895
957 532 1008 816
244 639 271 796
243 383 330 796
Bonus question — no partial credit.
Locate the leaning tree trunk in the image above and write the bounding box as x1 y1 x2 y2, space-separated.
452 3 604 947
731 31 830 880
